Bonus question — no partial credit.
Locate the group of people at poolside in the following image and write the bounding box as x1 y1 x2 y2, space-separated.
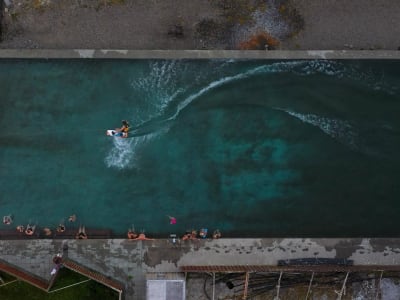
181 229 221 241
126 215 222 241
126 228 221 241
3 212 222 241
3 213 87 239
126 218 221 241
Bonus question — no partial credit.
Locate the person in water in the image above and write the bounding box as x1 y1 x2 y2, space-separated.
115 120 130 138
68 214 76 222
3 215 13 225
167 215 177 225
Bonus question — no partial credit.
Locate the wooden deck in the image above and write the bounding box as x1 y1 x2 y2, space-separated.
0 259 49 291
0 257 123 295
63 259 124 293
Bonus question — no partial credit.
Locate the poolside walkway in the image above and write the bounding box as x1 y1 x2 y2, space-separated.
1 0 399 50
1 238 400 299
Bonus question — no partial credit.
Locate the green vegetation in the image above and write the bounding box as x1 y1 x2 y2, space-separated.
49 268 88 290
0 268 119 300
0 271 16 283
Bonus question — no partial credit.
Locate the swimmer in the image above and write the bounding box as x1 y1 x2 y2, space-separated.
16 225 24 233
3 215 13 225
167 215 177 224
182 232 191 241
68 214 76 222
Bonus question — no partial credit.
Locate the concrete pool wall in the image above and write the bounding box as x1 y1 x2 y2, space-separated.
0 49 400 60
2 238 400 299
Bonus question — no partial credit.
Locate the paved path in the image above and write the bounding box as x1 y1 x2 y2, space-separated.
1 238 400 299
0 49 400 60
1 0 399 50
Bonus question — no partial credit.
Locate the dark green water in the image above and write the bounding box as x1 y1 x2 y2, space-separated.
0 59 399 237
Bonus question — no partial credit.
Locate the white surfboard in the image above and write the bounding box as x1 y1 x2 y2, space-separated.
106 129 127 138
106 129 117 136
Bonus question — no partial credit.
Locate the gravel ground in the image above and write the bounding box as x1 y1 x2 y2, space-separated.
0 0 399 50
0 0 221 49
282 0 400 50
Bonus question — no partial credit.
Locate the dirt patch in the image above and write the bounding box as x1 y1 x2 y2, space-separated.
239 31 280 50
2 0 397 50
0 0 301 49
194 18 231 49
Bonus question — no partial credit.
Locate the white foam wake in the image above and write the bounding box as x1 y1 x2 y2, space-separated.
104 131 161 169
169 61 305 120
106 59 394 169
278 108 359 150
294 60 397 94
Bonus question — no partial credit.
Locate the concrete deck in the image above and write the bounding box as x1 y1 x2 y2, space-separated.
0 49 400 59
1 238 400 299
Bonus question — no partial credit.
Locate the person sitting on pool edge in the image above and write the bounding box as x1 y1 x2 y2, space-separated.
131 231 154 241
127 228 138 239
56 223 66 233
43 227 52 236
115 120 130 138
213 229 221 239
199 228 208 239
25 224 36 236
76 225 87 239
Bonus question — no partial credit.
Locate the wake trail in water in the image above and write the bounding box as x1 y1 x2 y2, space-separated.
168 61 305 121
276 108 359 151
106 60 396 169
106 61 308 169
104 131 162 169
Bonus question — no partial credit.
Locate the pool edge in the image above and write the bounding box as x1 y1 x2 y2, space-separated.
0 49 400 59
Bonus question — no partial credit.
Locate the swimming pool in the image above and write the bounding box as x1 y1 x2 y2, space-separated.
0 59 399 237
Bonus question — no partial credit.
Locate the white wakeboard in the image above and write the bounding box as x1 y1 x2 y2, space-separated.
106 129 117 136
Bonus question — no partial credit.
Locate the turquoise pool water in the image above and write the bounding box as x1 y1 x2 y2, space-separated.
0 59 399 237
